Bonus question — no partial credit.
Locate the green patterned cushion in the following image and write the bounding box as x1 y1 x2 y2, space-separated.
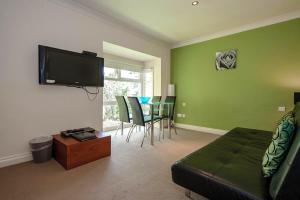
276 111 295 125
262 111 295 177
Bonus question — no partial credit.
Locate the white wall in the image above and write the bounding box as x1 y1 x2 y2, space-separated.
0 0 170 167
145 59 162 96
103 53 145 68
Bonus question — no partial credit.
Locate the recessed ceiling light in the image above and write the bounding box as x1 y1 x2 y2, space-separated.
192 1 199 6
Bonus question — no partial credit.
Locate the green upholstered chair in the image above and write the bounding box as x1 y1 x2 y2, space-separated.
115 96 131 135
160 96 178 139
127 97 161 147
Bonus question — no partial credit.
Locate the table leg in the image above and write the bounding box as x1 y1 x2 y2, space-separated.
151 104 154 145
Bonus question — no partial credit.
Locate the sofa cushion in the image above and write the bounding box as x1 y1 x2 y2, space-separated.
276 111 294 125
262 111 295 177
172 127 273 200
270 103 300 200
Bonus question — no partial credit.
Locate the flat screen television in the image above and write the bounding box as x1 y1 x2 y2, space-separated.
39 45 104 87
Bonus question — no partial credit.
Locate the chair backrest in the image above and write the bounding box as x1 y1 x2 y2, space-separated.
163 96 176 120
115 96 130 123
152 96 162 102
152 96 162 115
128 97 145 127
270 102 300 200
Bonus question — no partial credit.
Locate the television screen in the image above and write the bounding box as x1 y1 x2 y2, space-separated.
39 45 104 87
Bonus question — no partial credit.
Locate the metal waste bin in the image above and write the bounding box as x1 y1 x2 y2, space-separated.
29 136 53 163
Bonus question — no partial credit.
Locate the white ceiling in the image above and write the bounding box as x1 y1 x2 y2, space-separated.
73 0 300 46
103 42 158 62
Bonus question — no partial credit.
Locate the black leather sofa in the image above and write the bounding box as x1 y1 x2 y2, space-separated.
171 103 300 200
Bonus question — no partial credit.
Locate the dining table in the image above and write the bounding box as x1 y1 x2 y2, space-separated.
141 101 174 145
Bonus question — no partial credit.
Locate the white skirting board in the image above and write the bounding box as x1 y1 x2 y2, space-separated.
175 123 228 135
0 124 227 168
0 152 32 168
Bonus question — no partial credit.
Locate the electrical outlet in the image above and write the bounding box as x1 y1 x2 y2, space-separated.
278 106 286 112
182 114 186 118
177 113 182 118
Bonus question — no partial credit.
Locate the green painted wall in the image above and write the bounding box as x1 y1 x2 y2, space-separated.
171 18 300 131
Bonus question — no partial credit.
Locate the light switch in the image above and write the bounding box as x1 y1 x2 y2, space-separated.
182 102 186 107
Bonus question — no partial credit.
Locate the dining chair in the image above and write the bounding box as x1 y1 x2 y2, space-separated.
160 96 178 139
115 96 131 136
151 96 162 116
127 97 161 147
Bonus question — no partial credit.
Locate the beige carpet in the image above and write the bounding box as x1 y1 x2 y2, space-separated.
0 128 219 200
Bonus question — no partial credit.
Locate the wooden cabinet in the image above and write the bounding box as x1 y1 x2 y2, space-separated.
53 132 111 170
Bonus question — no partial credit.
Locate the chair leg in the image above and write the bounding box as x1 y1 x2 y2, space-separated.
144 126 147 138
129 124 136 142
126 124 135 142
168 119 172 139
171 121 178 135
146 123 151 136
121 122 124 135
126 125 132 142
159 121 161 141
162 119 165 139
174 125 178 135
141 128 147 147
115 122 121 136
146 124 150 137
145 124 148 135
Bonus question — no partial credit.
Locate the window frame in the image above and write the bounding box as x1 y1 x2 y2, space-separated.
103 60 154 131
103 60 145 107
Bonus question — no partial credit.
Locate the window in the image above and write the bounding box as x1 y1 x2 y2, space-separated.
103 61 151 130
143 69 153 97
104 67 118 79
120 70 140 80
